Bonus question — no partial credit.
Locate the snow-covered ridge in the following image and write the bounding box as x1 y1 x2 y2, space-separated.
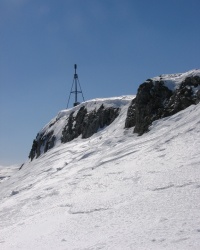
29 96 135 160
43 95 134 141
46 95 134 128
29 69 200 160
151 69 200 90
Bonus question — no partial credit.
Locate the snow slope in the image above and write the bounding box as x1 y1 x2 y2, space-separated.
0 97 200 250
0 165 19 184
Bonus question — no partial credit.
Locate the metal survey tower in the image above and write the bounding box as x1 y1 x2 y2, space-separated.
67 64 85 108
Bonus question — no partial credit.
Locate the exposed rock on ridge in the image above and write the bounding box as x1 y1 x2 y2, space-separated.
29 104 120 160
125 72 200 135
61 104 119 143
29 131 56 160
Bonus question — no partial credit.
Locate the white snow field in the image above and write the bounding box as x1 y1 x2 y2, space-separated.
0 165 19 184
0 96 200 250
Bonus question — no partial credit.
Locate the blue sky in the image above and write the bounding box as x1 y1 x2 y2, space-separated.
0 0 200 165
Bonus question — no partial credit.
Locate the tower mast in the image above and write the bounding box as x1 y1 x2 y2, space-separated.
67 64 85 108
74 64 78 105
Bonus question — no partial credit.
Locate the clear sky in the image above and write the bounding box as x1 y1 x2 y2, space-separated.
0 0 200 165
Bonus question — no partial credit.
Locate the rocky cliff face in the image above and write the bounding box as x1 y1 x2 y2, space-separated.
29 131 56 161
125 70 200 135
29 102 120 160
61 104 119 143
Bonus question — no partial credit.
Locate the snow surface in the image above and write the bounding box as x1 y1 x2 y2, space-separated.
0 96 200 249
0 165 19 184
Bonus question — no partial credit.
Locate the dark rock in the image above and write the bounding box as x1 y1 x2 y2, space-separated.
61 111 76 143
11 190 19 196
29 139 38 161
61 107 88 143
167 76 200 115
196 90 200 101
125 80 172 135
29 131 56 160
44 132 56 153
125 98 136 128
19 163 24 170
82 110 99 139
62 104 120 141
75 106 88 135
125 75 200 135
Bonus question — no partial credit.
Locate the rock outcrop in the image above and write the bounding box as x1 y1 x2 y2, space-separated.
29 104 119 160
61 104 119 142
125 74 200 135
29 131 56 161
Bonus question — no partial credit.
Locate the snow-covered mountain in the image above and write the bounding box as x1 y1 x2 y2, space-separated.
29 69 200 160
0 70 200 250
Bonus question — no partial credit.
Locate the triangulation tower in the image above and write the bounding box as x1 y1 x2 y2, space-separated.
67 64 85 108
